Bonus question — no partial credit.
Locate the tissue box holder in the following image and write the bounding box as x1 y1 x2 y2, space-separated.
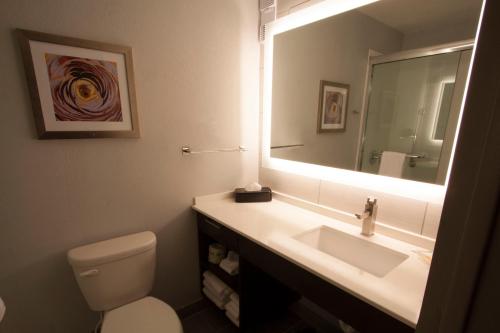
234 187 272 203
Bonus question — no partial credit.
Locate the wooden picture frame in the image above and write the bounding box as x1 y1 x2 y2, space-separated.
17 29 140 139
317 80 349 133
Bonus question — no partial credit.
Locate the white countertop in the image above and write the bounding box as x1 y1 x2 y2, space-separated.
193 192 432 328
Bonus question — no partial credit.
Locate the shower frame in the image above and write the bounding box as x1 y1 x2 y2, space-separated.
356 39 475 172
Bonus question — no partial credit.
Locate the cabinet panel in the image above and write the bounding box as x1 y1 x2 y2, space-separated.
197 214 239 250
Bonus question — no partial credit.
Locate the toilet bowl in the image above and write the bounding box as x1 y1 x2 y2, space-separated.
102 297 181 333
67 231 182 333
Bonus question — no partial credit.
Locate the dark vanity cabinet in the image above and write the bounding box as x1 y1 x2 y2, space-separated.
196 212 414 333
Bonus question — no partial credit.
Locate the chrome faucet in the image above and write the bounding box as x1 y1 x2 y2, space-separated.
355 197 378 236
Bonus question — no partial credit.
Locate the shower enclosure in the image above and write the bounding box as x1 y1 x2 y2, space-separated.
359 42 473 184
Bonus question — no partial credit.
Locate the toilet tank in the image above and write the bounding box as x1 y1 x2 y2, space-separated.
67 231 156 311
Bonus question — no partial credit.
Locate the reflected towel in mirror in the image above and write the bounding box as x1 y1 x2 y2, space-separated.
378 151 406 178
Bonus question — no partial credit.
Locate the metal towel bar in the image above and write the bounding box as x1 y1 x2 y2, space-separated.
181 145 247 155
270 144 305 149
370 150 426 161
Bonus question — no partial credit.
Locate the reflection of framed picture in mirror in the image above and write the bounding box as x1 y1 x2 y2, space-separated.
17 29 139 139
317 80 349 133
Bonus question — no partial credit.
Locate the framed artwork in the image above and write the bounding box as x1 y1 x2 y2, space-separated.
17 29 139 139
317 80 349 133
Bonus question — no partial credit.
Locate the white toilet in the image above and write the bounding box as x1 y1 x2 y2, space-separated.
67 231 183 333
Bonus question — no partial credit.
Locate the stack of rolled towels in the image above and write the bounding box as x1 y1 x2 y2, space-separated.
202 270 232 309
202 270 239 327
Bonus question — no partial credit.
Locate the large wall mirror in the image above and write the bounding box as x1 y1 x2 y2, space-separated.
264 0 483 189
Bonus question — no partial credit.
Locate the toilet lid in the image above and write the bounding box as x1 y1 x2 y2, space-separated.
102 297 183 333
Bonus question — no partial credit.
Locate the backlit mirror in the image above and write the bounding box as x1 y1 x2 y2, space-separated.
269 0 483 185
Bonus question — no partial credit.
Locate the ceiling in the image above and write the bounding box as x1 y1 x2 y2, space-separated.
358 0 483 35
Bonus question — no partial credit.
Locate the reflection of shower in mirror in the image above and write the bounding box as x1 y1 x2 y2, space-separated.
360 47 471 184
268 0 483 186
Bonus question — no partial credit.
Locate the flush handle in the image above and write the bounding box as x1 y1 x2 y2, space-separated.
79 269 99 277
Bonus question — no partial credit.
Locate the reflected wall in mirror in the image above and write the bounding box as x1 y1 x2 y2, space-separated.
270 0 483 185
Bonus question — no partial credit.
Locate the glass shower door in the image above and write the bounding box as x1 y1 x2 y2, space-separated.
359 50 469 184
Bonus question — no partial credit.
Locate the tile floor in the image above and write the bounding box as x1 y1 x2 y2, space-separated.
181 305 315 333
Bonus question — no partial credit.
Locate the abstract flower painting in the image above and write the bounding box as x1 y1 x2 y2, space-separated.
45 54 123 122
17 29 139 139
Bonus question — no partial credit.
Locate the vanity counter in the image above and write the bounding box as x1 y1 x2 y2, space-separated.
193 192 432 328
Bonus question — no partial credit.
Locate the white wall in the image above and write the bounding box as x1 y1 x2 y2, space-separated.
277 0 317 17
402 19 478 50
0 1 259 332
271 10 403 169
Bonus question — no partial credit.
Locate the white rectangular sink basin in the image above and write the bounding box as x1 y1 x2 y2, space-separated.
294 226 409 277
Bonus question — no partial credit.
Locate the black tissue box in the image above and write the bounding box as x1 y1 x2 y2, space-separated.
234 187 272 203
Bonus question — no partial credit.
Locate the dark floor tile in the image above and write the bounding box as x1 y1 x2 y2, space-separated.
203 307 234 330
182 306 239 333
182 310 217 333
181 304 314 333
216 323 240 333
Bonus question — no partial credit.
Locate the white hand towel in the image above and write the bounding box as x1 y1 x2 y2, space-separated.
202 271 231 297
226 251 239 262
219 259 239 275
219 251 239 275
378 151 406 178
203 287 227 309
224 300 239 319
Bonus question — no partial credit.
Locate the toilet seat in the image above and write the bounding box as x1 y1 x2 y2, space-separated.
101 296 183 333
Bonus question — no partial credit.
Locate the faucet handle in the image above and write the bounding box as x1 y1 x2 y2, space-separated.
355 197 378 220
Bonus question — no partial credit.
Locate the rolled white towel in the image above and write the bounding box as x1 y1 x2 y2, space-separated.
203 287 227 309
202 278 231 302
224 300 239 319
0 297 5 323
225 309 240 327
202 271 231 298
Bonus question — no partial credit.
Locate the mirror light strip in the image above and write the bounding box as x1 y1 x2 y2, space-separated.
270 0 379 35
444 0 486 186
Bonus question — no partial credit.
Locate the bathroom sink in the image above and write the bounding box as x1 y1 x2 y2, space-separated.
294 226 409 277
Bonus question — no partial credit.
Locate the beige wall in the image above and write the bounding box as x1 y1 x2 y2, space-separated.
271 10 403 169
277 0 318 17
0 1 259 332
402 19 478 50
